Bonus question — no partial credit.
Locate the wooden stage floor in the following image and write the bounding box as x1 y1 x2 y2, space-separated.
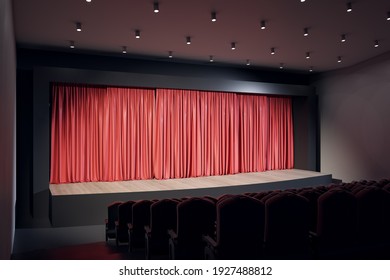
49 169 332 227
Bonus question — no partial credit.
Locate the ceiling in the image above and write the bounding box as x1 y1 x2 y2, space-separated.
13 0 390 72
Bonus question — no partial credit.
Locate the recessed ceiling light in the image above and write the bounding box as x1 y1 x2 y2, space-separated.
309 66 314 72
86 0 91 2
346 2 352 12
153 2 159 13
210 55 214 62
374 40 379 48
122 46 127 54
186 36 191 45
69 41 75 49
76 22 82 32
260 20 266 30
168 51 173 58
280 63 284 69
231 42 236 50
211 12 217 22
303 27 309 36
271 47 275 55
387 12 390 21
135 30 140 39
306 52 310 59
300 0 306 2
246 59 251 66
337 56 342 63
341 34 346 42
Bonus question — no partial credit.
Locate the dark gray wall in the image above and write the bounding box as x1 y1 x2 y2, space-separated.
17 49 318 227
316 51 390 182
0 0 16 259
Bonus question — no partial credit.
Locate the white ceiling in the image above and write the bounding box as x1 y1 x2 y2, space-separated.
13 0 390 72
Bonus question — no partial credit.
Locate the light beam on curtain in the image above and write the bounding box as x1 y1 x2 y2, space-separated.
50 84 154 183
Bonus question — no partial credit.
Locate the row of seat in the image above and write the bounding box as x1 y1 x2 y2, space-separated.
105 178 390 259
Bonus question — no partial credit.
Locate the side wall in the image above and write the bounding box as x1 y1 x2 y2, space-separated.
317 52 390 182
0 0 16 259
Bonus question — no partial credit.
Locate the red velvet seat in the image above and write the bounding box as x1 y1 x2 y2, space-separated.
298 189 322 232
203 195 265 259
128 199 153 252
115 200 135 246
105 201 123 242
168 197 215 259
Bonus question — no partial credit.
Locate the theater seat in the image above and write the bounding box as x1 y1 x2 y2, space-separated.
105 201 123 243
115 200 135 246
168 197 215 259
203 195 265 259
128 199 153 252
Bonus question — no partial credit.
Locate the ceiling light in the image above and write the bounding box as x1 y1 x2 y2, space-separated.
86 0 91 2
122 46 127 54
374 40 379 48
186 36 191 45
210 55 214 62
387 12 390 21
306 52 310 59
346 2 352 12
211 12 217 22
246 59 251 66
280 63 284 69
231 42 236 50
76 22 82 32
309 66 314 72
271 47 275 55
153 2 159 13
337 56 342 63
300 0 306 2
168 51 173 58
341 34 346 42
260 20 266 30
135 30 140 39
303 27 309 36
69 41 75 49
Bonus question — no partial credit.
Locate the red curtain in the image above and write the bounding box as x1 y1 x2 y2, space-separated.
50 84 154 183
50 84 294 184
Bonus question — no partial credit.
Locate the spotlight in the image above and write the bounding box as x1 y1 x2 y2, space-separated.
246 59 251 66
168 51 173 58
301 0 306 2
280 63 284 69
306 52 310 59
69 40 75 49
86 0 92 2
387 11 390 21
154 2 159 13
347 2 352 12
122 46 127 54
341 34 346 42
135 30 140 39
76 22 82 32
271 47 275 55
374 40 379 48
186 36 191 45
231 42 236 50
337 56 342 63
210 55 214 62
211 11 216 22
304 27 309 36
260 20 266 30
309 66 314 72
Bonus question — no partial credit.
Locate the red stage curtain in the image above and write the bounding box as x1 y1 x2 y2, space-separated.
50 84 154 183
50 84 294 184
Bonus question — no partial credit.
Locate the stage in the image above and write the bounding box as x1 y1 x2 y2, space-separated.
49 169 332 227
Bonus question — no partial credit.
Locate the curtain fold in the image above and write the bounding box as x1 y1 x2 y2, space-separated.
50 84 294 184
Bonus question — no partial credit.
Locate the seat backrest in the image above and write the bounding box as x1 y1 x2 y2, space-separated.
264 191 310 258
132 200 153 229
117 200 135 227
298 189 321 232
317 188 357 247
150 199 178 235
107 201 123 229
216 195 265 257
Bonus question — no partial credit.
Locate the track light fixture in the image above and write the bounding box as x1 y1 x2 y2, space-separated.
231 42 236 50
122 46 127 54
135 30 140 39
374 40 379 48
271 47 275 55
347 2 352 12
341 34 346 42
154 2 159 13
260 20 266 30
186 36 191 45
76 22 82 32
69 41 75 49
337 56 342 63
211 11 217 22
303 27 309 36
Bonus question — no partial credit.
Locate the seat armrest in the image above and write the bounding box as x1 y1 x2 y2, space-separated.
144 225 151 234
202 235 217 247
167 229 178 239
127 223 133 230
